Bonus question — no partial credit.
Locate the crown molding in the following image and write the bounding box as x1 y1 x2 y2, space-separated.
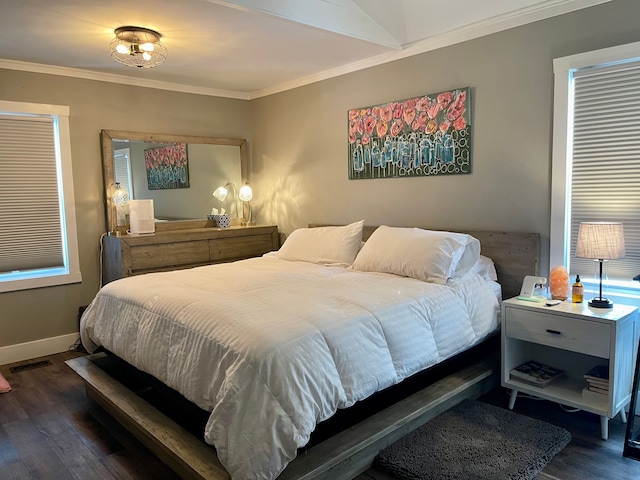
0 59 251 100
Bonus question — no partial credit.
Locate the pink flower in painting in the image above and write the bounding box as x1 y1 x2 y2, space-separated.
354 117 364 135
372 106 381 118
426 119 438 134
364 116 377 135
453 116 467 130
437 91 453 109
390 119 404 137
392 102 404 119
349 131 357 144
349 118 359 134
376 120 389 137
427 99 441 119
348 110 360 121
403 108 416 125
361 134 370 145
439 121 451 133
380 104 393 122
405 98 417 111
416 111 428 126
415 96 430 111
447 90 467 121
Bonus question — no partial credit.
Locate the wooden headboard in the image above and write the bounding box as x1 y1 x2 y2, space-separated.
310 225 540 301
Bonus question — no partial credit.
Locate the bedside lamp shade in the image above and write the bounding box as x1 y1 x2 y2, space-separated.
238 183 253 225
575 222 625 308
576 222 625 260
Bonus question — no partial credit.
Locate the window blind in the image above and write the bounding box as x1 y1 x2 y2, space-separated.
114 148 132 197
570 61 640 280
0 114 64 273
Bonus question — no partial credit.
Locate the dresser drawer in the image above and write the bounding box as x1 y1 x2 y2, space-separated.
505 307 610 358
129 240 209 271
209 235 275 262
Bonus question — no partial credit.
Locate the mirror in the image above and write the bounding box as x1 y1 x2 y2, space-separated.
101 130 248 233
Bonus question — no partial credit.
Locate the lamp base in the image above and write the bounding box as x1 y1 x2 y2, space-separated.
589 297 613 309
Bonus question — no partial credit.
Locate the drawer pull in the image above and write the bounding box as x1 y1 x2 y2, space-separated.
546 329 562 335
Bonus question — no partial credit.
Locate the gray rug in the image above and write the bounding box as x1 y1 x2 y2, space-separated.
374 399 571 480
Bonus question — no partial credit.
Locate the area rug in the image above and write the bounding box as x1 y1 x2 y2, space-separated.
375 399 571 480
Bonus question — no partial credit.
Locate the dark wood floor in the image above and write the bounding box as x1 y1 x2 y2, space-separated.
1 350 640 479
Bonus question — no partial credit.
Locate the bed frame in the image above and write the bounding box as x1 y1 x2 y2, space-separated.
66 228 539 480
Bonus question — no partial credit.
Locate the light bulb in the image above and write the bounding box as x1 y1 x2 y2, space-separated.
116 44 129 54
142 51 151 61
140 42 155 52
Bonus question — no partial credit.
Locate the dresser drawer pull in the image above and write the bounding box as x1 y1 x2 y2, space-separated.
546 329 562 335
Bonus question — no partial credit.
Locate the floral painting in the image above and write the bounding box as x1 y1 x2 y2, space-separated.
144 143 190 190
348 87 471 179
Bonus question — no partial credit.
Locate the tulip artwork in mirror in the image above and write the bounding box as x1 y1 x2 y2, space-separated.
144 143 190 190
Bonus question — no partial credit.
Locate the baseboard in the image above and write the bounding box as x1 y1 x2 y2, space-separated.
0 332 80 366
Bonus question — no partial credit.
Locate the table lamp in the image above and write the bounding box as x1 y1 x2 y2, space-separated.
575 222 625 308
111 182 129 236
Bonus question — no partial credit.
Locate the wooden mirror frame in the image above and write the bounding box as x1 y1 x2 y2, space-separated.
101 130 248 234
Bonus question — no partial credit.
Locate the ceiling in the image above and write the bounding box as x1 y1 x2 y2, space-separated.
0 0 608 100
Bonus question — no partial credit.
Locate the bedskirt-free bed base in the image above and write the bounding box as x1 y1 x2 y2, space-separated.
65 337 499 480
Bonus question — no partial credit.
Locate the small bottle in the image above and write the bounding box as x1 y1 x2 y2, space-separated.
572 275 584 303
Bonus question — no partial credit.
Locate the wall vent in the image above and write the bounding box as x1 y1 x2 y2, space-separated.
10 360 52 373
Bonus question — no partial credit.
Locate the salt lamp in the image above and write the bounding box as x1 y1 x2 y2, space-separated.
549 266 569 300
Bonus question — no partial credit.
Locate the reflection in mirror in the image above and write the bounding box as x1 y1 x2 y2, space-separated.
101 130 248 234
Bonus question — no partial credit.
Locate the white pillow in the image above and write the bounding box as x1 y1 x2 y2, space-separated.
470 255 498 281
275 220 364 266
352 226 480 284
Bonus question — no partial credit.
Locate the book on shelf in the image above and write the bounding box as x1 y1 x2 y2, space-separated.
509 360 564 387
582 387 607 404
587 384 609 395
583 365 609 382
585 377 609 389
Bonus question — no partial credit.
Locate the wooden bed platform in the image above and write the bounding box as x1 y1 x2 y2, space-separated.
66 228 539 480
66 350 499 480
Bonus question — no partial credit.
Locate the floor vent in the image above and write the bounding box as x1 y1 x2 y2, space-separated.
10 360 52 373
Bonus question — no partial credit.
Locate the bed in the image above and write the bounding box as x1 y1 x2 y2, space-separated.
72 223 539 480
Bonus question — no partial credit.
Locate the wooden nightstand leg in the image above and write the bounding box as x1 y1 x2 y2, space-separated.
619 408 627 424
600 416 609 440
508 388 518 410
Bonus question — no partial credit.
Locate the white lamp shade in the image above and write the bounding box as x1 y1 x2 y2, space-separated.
576 222 625 260
213 185 228 202
112 182 129 205
238 184 253 202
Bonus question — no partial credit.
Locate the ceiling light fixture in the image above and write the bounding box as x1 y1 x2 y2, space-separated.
110 26 167 69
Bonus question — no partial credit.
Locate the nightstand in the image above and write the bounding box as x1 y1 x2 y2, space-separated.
501 297 638 440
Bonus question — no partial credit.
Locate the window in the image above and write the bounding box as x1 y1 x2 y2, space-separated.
551 42 640 292
0 101 81 293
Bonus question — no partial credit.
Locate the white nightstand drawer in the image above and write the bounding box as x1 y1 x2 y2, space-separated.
505 308 610 358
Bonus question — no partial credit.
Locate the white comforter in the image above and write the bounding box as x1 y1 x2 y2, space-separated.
80 256 499 480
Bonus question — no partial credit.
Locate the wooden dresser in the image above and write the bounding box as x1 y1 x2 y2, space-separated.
102 225 279 284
